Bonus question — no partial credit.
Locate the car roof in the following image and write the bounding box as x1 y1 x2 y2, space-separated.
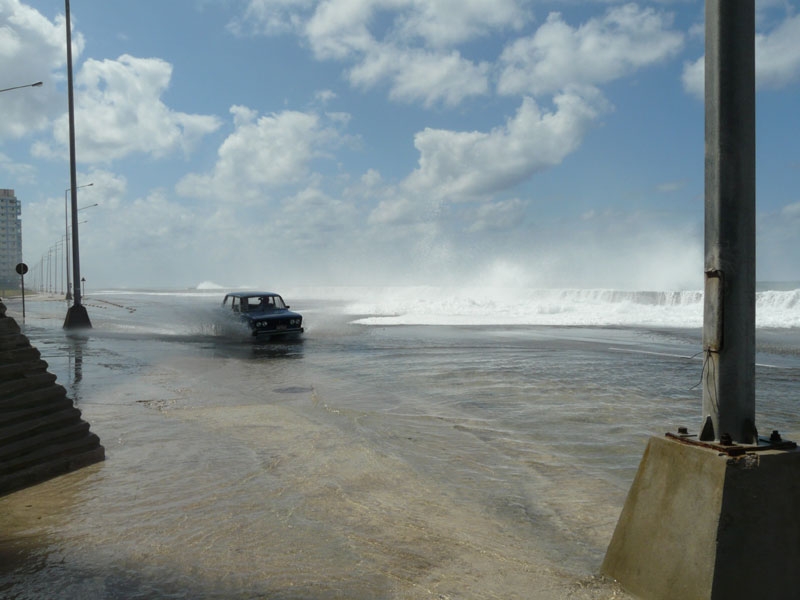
225 291 282 298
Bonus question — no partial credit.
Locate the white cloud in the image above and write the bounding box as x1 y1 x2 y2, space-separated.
32 54 221 163
78 189 210 287
498 4 684 96
683 13 800 98
0 152 36 183
314 89 337 104
349 46 490 106
755 13 800 89
781 201 800 218
0 0 75 138
20 169 112 269
681 56 704 98
402 90 609 202
234 0 527 47
275 186 359 249
228 0 315 36
393 0 529 48
657 180 686 193
368 195 420 226
301 0 526 57
758 203 800 281
303 0 376 60
232 0 524 107
177 105 350 203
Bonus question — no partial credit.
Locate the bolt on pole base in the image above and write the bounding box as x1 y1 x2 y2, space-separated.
64 304 92 329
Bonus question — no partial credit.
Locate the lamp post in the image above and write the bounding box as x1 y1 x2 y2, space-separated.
0 81 43 94
65 183 93 300
700 0 757 444
63 0 91 329
60 235 68 294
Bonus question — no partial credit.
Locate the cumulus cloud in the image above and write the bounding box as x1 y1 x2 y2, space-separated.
20 168 111 268
232 0 527 45
0 0 73 138
368 196 421 227
498 4 684 97
392 0 529 48
176 105 350 203
402 90 609 203
275 186 359 249
0 152 36 183
79 189 213 286
228 0 315 36
681 56 704 99
32 54 221 163
682 13 800 98
755 13 800 89
231 0 524 107
349 46 490 106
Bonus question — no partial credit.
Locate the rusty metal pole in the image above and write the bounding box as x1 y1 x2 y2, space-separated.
700 0 756 443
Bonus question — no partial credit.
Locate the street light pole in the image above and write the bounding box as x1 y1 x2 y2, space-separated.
0 81 43 94
700 0 757 444
64 182 93 300
63 0 91 329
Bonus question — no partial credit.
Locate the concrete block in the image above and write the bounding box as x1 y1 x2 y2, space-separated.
602 435 800 599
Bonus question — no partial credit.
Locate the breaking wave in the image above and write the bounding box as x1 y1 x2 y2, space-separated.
288 286 800 329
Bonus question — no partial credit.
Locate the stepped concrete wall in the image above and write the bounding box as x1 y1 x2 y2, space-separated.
0 300 104 496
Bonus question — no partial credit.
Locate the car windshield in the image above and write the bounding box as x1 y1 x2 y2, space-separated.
242 295 285 311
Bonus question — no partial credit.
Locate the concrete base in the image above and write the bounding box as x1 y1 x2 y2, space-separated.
63 304 92 329
602 435 800 599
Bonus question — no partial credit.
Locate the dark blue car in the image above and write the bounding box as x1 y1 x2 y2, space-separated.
222 291 304 337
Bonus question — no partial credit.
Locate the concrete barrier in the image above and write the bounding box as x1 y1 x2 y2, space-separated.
0 300 104 496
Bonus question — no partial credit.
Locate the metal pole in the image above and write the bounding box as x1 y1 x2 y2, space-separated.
65 189 72 300
63 0 91 328
701 0 756 443
65 183 92 301
20 273 25 320
0 82 43 94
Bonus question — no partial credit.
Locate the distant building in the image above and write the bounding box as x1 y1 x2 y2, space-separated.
0 189 23 290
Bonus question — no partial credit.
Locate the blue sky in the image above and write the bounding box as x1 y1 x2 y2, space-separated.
1 0 799 291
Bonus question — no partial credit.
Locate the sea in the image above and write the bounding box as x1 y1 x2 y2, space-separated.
2 284 800 599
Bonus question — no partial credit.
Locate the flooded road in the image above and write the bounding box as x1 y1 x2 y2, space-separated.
3 290 799 599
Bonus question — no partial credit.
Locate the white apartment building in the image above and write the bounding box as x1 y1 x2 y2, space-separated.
0 189 23 290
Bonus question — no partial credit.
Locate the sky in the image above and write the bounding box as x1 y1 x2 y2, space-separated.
1 0 799 291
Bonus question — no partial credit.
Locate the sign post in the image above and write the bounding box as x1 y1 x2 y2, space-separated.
15 262 28 320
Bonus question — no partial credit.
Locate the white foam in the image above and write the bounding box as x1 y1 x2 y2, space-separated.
91 285 800 329
285 285 800 329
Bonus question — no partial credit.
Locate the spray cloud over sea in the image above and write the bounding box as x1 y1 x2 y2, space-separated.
186 280 800 329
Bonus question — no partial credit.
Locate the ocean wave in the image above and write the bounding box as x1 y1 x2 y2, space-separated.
317 286 800 328
94 285 800 329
